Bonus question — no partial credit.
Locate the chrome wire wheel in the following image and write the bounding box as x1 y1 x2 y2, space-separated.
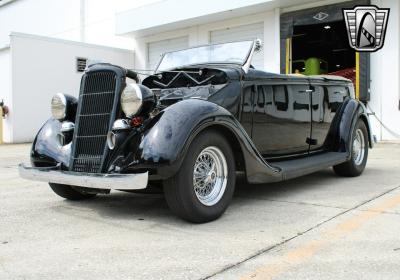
193 146 228 206
352 128 365 166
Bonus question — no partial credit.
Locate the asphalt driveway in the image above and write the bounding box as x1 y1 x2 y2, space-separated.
0 142 399 280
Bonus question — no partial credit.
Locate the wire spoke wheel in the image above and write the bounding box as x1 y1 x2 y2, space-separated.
333 120 368 177
193 146 228 206
164 130 235 223
352 128 365 165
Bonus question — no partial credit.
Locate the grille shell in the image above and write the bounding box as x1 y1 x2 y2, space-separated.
70 69 122 173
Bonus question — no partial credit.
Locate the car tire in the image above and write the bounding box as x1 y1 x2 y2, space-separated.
163 129 236 223
333 119 368 177
49 183 97 200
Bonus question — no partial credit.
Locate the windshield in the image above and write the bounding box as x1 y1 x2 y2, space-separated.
156 40 254 72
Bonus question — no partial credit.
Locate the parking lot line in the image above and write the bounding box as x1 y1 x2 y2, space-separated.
240 186 400 280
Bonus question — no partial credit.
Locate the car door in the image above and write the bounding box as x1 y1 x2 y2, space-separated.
252 80 312 158
310 81 351 151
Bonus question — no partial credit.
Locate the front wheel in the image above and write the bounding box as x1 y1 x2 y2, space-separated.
163 130 236 223
333 119 369 177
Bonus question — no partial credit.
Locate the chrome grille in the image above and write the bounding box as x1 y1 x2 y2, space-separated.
71 71 118 173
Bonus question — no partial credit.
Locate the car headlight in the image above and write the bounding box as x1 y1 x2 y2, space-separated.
121 83 143 118
51 93 67 120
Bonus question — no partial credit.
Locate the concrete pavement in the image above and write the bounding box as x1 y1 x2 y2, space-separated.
0 142 399 280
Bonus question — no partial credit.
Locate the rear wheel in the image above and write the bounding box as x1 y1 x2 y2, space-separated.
333 119 368 177
49 183 97 200
163 130 236 223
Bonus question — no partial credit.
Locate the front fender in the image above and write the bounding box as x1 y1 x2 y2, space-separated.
130 99 281 182
31 100 282 183
31 118 71 168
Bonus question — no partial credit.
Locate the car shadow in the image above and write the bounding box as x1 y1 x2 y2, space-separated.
234 168 339 198
63 191 170 220
59 168 343 224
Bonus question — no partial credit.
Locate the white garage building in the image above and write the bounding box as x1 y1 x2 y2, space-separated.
116 0 400 141
0 32 134 143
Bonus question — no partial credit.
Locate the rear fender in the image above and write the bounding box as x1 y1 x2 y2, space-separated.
336 99 373 155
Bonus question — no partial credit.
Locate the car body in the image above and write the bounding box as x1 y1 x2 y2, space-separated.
19 40 372 222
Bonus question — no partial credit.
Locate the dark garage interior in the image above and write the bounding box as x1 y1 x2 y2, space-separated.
280 0 370 101
292 21 355 81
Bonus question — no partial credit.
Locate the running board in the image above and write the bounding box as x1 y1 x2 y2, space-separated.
269 152 348 181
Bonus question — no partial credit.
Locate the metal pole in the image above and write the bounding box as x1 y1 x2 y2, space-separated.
80 0 86 43
355 52 360 100
285 38 292 74
0 106 3 144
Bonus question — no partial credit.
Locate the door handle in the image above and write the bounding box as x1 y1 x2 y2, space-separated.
305 89 314 93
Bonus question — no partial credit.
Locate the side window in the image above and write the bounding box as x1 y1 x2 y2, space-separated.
312 86 326 122
327 86 349 112
273 85 288 111
290 84 311 122
290 85 310 111
264 86 273 106
256 86 266 108
242 85 253 113
256 85 273 106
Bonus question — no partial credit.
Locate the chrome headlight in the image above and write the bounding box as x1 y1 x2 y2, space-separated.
121 83 142 118
51 93 67 120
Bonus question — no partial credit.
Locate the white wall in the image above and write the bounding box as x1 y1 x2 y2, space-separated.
370 0 400 140
0 47 12 142
6 33 134 143
82 0 159 48
0 0 81 47
0 0 160 50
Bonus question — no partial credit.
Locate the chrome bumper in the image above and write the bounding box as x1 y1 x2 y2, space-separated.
18 163 148 190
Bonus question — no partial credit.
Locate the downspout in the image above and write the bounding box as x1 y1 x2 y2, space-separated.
396 0 400 136
80 0 86 42
0 105 3 144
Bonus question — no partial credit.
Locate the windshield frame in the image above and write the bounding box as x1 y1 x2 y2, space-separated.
154 40 256 73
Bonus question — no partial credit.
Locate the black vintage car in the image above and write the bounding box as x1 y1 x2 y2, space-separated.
19 40 372 223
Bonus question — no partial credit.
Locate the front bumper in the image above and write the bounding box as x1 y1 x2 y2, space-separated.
18 163 148 190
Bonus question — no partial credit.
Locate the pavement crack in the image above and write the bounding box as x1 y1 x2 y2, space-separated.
236 195 348 210
201 185 400 280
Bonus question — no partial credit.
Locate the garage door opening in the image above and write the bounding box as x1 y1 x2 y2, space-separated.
280 0 370 102
291 21 355 83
